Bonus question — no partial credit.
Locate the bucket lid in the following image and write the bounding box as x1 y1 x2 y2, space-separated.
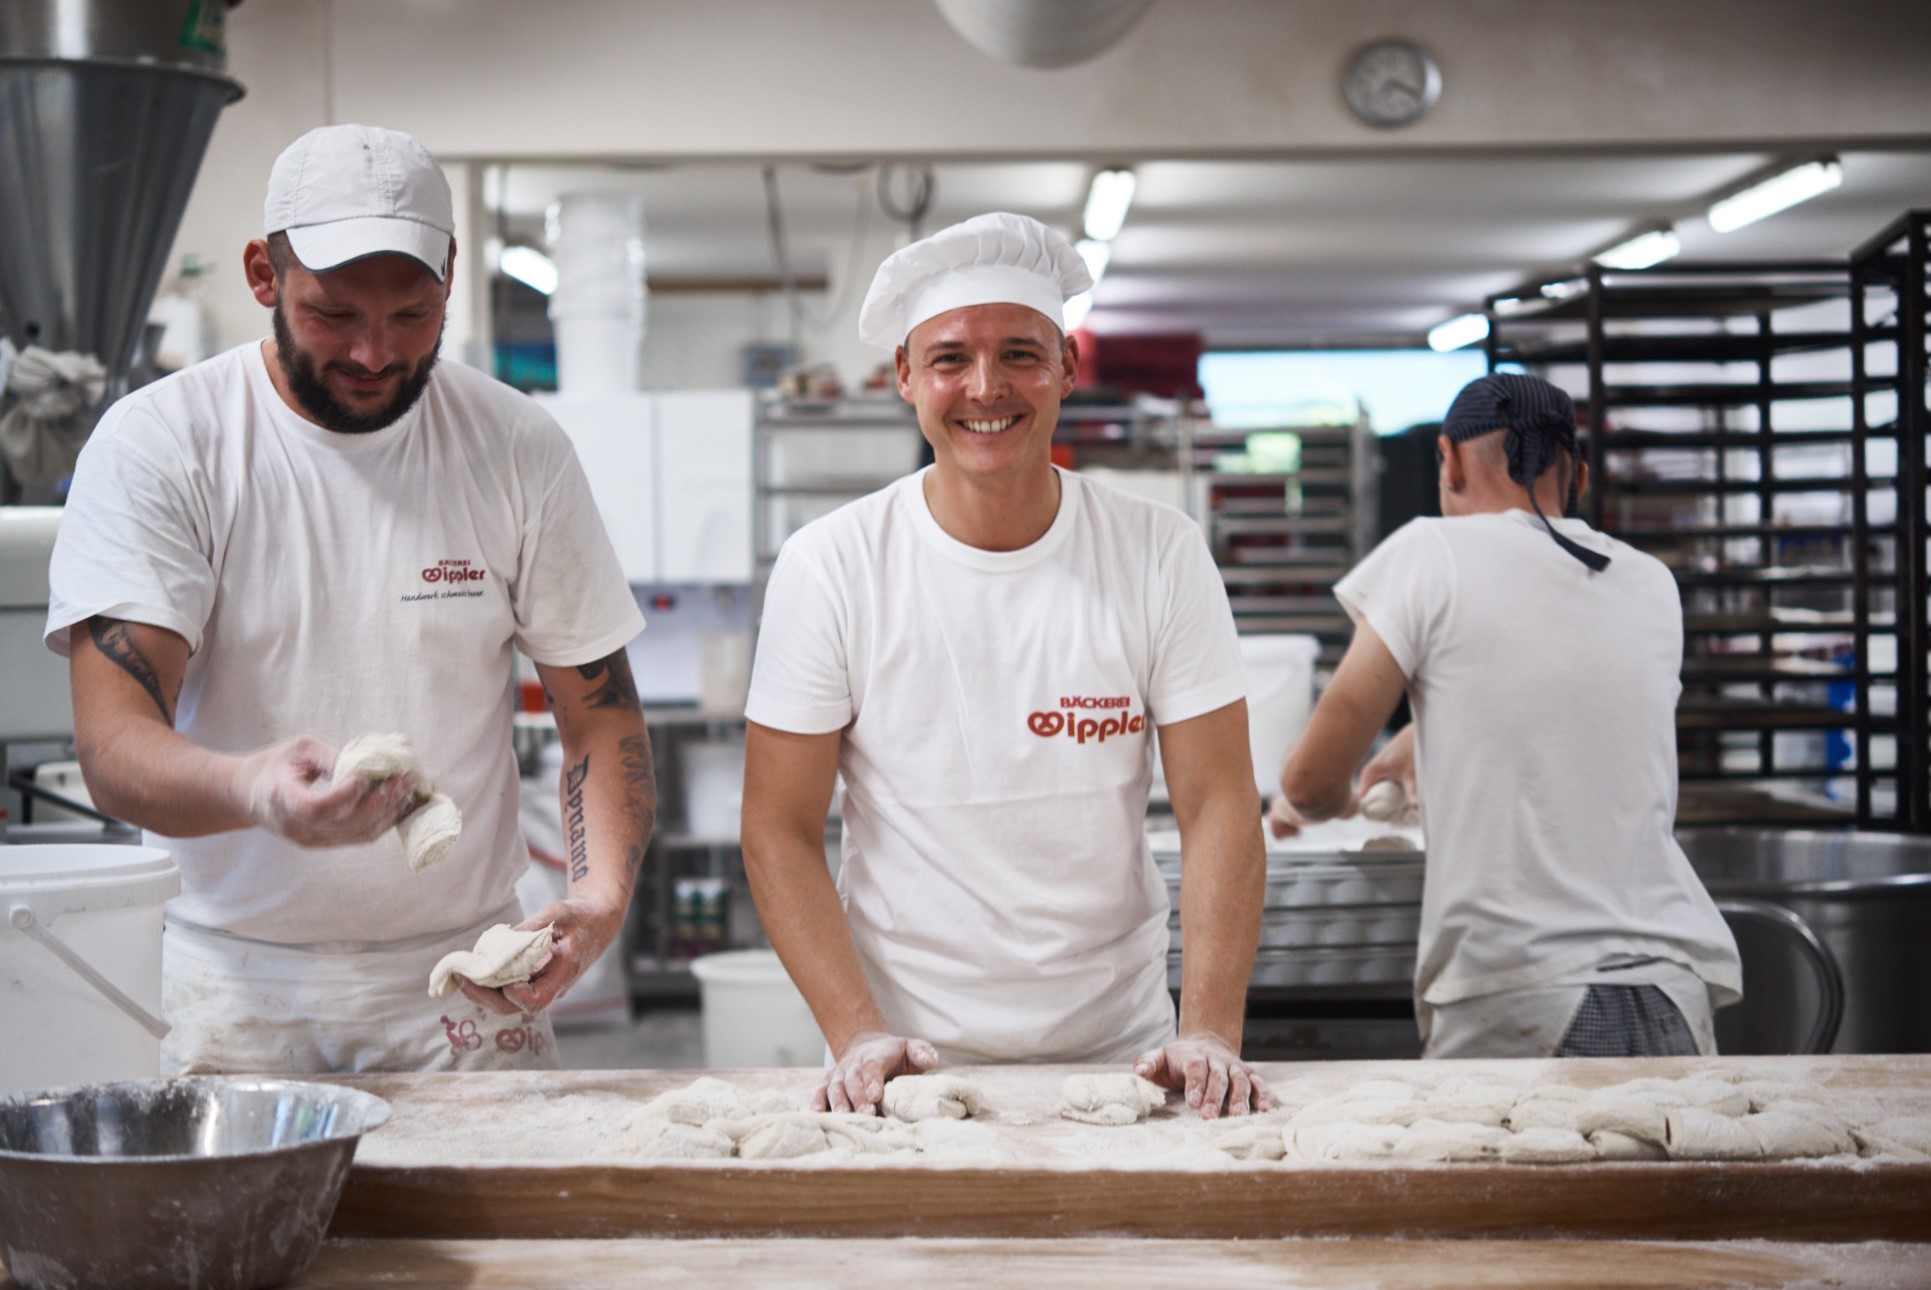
0 845 178 922
689 949 793 986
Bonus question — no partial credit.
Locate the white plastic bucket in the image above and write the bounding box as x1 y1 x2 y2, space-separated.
1240 633 1323 799
0 845 178 1093
681 738 746 841
688 949 824 1067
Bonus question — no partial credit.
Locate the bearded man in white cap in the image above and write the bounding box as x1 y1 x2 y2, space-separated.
742 212 1269 1119
46 124 653 1074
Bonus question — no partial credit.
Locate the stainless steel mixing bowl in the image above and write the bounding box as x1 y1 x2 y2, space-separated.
0 1077 390 1290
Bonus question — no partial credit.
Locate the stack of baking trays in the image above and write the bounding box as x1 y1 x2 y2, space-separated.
1148 818 1424 989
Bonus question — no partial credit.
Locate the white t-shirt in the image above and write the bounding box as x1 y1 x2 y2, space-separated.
47 343 644 945
746 467 1247 1065
1335 511 1741 1014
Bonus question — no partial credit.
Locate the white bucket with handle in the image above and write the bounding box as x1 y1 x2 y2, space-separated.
689 949 824 1067
0 845 178 1092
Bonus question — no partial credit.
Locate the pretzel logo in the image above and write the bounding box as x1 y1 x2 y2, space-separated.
1028 696 1146 746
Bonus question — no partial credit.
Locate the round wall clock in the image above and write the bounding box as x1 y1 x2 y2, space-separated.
1344 39 1442 128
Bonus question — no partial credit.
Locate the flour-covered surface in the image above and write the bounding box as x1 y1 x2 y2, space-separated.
1148 817 1424 858
274 1237 1931 1290
339 1056 1929 1171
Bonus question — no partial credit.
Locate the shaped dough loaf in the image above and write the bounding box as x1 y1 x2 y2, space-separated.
1395 1119 1512 1162
1497 1127 1596 1164
1589 1129 1668 1161
880 1074 985 1122
1741 1110 1855 1160
427 922 554 999
1664 1106 1761 1160
1291 1121 1407 1161
1359 779 1421 827
1057 1073 1168 1126
331 732 464 872
1852 1117 1931 1161
1212 1122 1290 1161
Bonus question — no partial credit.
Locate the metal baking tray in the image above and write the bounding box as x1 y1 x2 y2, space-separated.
1170 903 1422 950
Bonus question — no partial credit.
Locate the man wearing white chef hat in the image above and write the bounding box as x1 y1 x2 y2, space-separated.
742 212 1270 1118
1272 372 1742 1060
46 124 653 1073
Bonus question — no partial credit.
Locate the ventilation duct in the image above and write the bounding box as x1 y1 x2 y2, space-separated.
933 0 1154 69
0 0 245 493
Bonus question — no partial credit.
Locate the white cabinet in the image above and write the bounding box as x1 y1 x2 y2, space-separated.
535 390 753 585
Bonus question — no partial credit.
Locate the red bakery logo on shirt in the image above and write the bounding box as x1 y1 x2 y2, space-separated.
1028 695 1147 745
402 557 489 603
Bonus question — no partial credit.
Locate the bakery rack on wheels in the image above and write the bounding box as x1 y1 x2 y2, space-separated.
1487 258 1910 829
1850 211 1931 831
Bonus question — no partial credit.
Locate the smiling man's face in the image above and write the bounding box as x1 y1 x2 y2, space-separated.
896 302 1077 487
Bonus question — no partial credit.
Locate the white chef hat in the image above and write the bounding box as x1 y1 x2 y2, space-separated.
857 211 1094 349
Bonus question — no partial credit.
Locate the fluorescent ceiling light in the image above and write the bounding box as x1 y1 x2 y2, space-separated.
1708 157 1842 234
1540 278 1587 301
1082 169 1137 241
499 245 557 295
1063 291 1096 331
1075 238 1111 285
1594 225 1681 271
1427 312 1489 353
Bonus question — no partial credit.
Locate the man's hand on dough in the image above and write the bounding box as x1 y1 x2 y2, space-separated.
1265 793 1305 840
458 896 621 1017
816 1031 938 1116
1355 725 1417 805
233 735 416 847
1134 1031 1270 1120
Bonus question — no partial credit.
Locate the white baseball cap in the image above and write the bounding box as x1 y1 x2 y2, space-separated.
857 211 1093 349
263 124 454 281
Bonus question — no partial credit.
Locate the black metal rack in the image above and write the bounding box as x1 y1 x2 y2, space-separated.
1850 211 1931 830
1487 258 1910 828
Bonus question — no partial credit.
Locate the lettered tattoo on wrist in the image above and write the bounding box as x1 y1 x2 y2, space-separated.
564 754 591 884
88 617 174 726
575 648 641 711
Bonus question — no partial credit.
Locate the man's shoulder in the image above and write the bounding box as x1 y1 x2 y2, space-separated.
90 344 258 450
1070 470 1204 550
422 360 557 437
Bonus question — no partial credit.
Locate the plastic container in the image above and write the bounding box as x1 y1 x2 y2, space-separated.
0 846 179 1093
688 949 824 1067
681 738 746 841
1240 633 1323 799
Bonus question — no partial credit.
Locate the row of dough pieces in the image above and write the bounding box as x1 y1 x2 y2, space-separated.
592 1073 1170 1161
1209 1072 1931 1164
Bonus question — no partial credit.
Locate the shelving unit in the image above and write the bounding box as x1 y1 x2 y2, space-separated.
1188 417 1375 661
1487 260 1909 828
1850 211 1930 829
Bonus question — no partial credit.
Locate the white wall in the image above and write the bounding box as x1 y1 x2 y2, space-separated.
165 0 1931 366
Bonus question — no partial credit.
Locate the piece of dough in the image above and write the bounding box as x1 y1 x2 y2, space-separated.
331 731 464 872
1211 1122 1290 1161
1394 1119 1511 1163
1359 780 1421 827
1288 1084 1422 1130
1497 1127 1595 1164
649 1076 753 1125
1664 1107 1761 1161
1057 1073 1168 1126
635 1121 736 1160
1355 835 1413 852
736 1115 831 1160
1741 1110 1855 1160
427 923 554 999
1571 1096 1670 1147
1852 1117 1931 1161
1589 1130 1668 1161
881 1074 985 1122
1291 1122 1408 1161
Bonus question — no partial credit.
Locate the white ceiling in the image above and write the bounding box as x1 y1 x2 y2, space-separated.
488 148 1931 347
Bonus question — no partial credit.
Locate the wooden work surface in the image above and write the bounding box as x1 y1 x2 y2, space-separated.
281 1237 1931 1289
326 1055 1931 1244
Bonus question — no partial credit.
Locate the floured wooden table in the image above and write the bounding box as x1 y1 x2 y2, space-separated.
320 1056 1931 1247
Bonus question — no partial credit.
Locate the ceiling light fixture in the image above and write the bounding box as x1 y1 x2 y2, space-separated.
1075 238 1112 285
1593 224 1682 271
499 245 558 295
1540 278 1587 301
1082 168 1137 241
1427 312 1489 353
1707 157 1843 234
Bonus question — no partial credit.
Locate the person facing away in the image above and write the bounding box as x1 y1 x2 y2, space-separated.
1272 372 1740 1059
740 211 1270 1118
46 123 654 1074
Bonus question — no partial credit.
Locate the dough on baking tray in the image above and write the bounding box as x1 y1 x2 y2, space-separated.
426 923 554 999
881 1073 985 1122
1057 1073 1168 1126
1664 1107 1760 1161
331 731 464 872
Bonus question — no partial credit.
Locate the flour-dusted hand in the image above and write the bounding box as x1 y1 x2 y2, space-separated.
1134 1030 1271 1120
1355 724 1417 814
231 734 417 847
458 895 623 1017
1265 793 1307 841
815 1031 938 1116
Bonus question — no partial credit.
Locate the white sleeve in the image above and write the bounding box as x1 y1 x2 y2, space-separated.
1332 519 1455 681
1146 520 1248 727
45 403 213 657
509 422 646 667
743 538 852 735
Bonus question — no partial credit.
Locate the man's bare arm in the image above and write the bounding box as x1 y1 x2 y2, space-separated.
1279 619 1408 822
69 615 412 841
464 647 655 1017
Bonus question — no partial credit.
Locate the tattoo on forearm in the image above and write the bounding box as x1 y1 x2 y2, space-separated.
88 618 174 726
575 648 641 711
618 732 657 875
563 754 591 884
